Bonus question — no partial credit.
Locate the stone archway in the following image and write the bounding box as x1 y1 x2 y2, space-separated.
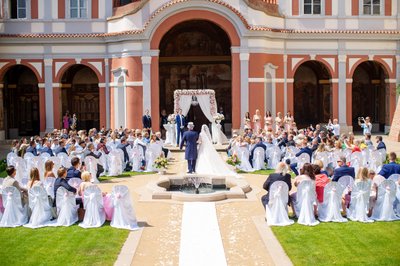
293 61 332 128
158 19 232 133
2 65 40 137
60 64 100 130
352 61 388 132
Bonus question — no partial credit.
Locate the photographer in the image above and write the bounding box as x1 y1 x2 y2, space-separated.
358 116 372 136
327 118 340 137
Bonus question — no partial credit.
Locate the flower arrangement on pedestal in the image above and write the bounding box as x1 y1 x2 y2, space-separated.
226 154 241 166
153 156 168 170
167 114 176 124
213 113 225 123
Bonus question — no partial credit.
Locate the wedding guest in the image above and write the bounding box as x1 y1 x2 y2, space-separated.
275 112 283 133
71 113 77 130
332 156 355 182
358 116 372 135
44 160 56 179
96 138 110 155
284 111 293 132
117 137 132 171
160 109 168 137
378 152 400 179
142 109 152 131
66 157 82 181
244 111 251 129
261 162 292 209
249 137 266 167
63 111 70 130
219 106 225 134
176 109 185 146
3 166 28 206
77 171 93 197
53 167 82 207
28 167 42 189
375 136 386 151
328 118 340 136
264 110 273 132
40 139 54 156
290 139 313 176
26 140 38 156
313 163 330 203
253 109 261 133
54 140 68 155
293 163 315 187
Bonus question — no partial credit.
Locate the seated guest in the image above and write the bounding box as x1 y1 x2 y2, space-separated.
53 167 82 208
332 156 355 182
117 137 132 171
26 140 38 156
261 162 292 208
290 139 313 176
3 166 28 205
28 167 42 189
375 136 386 151
293 163 315 187
40 139 54 156
66 157 82 181
84 143 104 178
96 138 110 155
44 160 56 179
249 137 266 167
378 152 400 179
77 171 93 197
54 140 68 155
313 161 330 203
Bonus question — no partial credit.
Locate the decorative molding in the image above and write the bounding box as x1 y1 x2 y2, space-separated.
52 83 61 87
291 57 304 71
330 78 339 83
141 56 152 65
88 61 103 76
44 58 53 66
75 58 81 64
16 59 21 64
248 78 287 83
348 58 361 72
239 53 250 61
55 62 68 78
368 55 374 61
385 79 397 83
98 83 106 87
38 83 45 88
322 57 336 73
29 62 43 79
109 81 143 87
381 58 393 72
346 78 353 83
338 55 347 63
0 62 9 70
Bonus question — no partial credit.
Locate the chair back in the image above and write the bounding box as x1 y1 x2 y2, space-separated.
265 181 294 226
338 175 354 195
44 177 56 199
57 153 71 168
79 185 105 228
84 156 99 183
348 181 372 222
56 186 78 226
0 186 27 227
296 180 319 226
388 174 400 183
371 180 399 221
6 152 17 166
26 186 52 227
68 178 82 190
318 182 347 223
252 147 265 170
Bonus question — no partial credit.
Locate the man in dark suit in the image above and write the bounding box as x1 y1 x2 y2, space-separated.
218 106 225 134
117 137 131 171
40 139 54 156
55 140 68 155
84 143 104 178
261 162 292 208
142 109 152 130
176 109 186 146
53 167 82 208
378 152 400 179
26 140 38 156
290 140 313 175
180 122 199 174
249 137 267 167
66 157 82 181
376 136 386 151
332 156 355 182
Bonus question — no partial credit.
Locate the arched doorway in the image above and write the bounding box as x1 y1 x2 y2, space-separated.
159 20 232 132
352 61 387 132
60 65 100 131
294 61 332 128
2 65 40 137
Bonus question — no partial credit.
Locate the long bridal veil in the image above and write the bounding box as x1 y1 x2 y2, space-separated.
196 125 238 177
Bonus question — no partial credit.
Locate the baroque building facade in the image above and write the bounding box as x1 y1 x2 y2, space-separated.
0 0 399 137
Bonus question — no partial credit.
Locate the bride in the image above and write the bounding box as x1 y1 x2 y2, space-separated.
196 125 238 177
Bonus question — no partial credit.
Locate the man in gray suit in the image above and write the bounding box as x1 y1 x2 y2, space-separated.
180 122 199 174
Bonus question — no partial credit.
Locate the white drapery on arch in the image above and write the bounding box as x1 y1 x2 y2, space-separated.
174 90 220 142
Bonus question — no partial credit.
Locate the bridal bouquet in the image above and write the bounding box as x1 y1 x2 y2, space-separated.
153 156 168 169
226 154 240 166
167 114 176 124
213 113 225 122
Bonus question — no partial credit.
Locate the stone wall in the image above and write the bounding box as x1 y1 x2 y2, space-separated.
389 99 400 142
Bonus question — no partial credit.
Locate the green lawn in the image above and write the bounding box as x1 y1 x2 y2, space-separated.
272 221 400 265
0 222 129 266
99 171 155 181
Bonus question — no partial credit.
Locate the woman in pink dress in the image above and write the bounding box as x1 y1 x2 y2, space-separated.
244 112 251 130
253 109 261 133
284 111 293 132
63 111 70 130
264 110 273 132
275 112 283 133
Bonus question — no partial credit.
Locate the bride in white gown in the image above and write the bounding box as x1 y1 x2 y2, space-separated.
196 125 238 177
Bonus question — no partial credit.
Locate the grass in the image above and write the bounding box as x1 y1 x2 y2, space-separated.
0 222 129 266
272 221 400 265
0 170 6 177
237 169 297 178
99 171 155 181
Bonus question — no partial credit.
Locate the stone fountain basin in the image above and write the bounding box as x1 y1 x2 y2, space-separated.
148 174 252 202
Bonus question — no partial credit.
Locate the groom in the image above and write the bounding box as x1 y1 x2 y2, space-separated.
179 122 199 174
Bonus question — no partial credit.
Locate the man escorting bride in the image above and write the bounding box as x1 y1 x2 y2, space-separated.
180 122 238 177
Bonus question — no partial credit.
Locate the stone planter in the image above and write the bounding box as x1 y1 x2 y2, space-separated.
158 168 166 175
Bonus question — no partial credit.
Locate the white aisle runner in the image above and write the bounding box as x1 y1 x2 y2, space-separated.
179 202 227 266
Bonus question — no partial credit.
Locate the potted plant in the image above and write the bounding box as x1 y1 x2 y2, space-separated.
226 154 241 167
153 156 168 174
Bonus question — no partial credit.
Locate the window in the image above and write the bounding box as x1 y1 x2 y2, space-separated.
113 0 134 8
70 0 87 18
10 0 27 19
363 0 381 15
304 0 321 15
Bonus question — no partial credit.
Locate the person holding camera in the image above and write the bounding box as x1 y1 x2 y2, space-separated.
358 116 372 135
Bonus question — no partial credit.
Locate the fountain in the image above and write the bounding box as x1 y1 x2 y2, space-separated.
148 174 251 202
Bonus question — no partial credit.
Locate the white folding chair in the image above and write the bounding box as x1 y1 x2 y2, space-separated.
318 182 348 222
252 147 265 171
237 147 254 172
6 152 17 166
0 186 28 227
56 187 78 226
68 178 82 190
145 145 158 172
79 185 105 228
338 175 354 196
110 185 139 230
48 157 61 176
295 180 319 226
371 180 399 221
30 157 45 181
57 153 71 168
40 153 51 162
84 156 99 184
44 177 56 199
265 181 294 226
297 153 311 173
24 186 54 228
388 174 400 183
13 157 27 184
108 150 123 176
347 181 373 223
130 145 144 172
268 146 281 170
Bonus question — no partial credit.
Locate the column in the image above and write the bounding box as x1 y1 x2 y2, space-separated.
141 56 152 113
239 52 249 129
338 55 347 127
99 84 106 128
332 81 339 119
150 54 160 131
44 58 54 131
0 83 4 140
104 59 110 128
283 55 288 114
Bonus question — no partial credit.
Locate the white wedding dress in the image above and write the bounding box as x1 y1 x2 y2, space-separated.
196 125 238 177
